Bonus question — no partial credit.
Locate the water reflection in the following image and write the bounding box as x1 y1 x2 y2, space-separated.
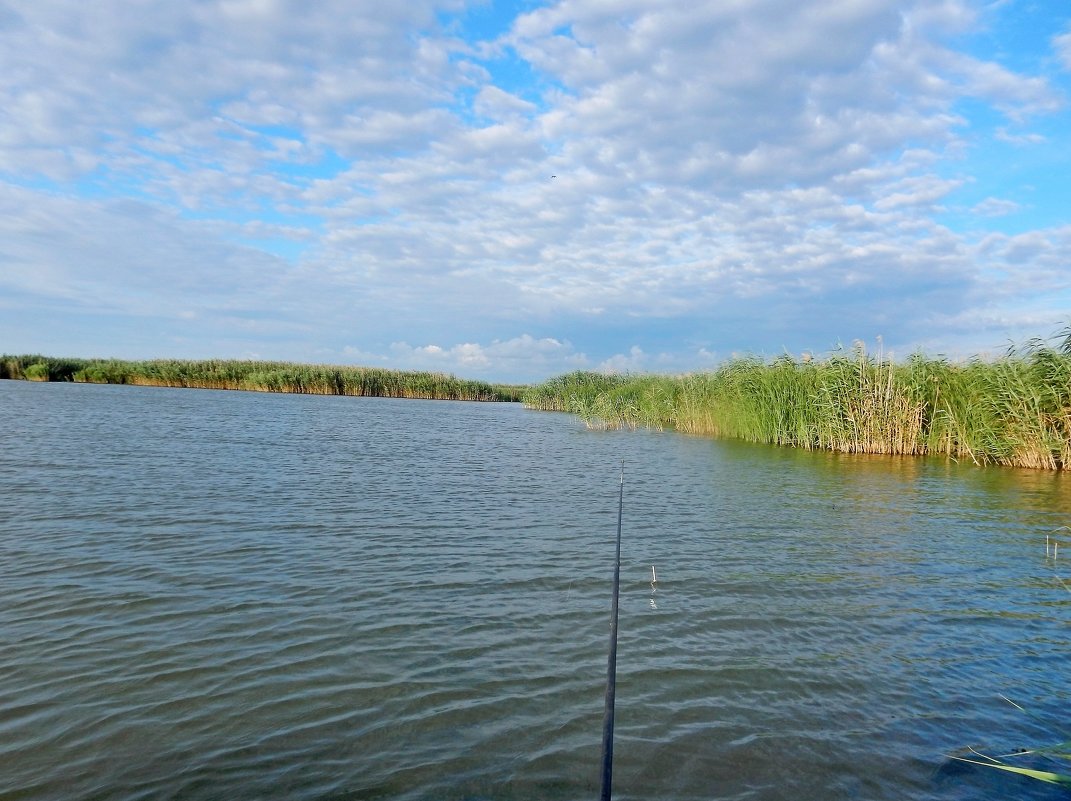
1 381 1069 801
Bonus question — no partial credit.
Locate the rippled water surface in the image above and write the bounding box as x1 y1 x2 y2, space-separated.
2 380 1070 801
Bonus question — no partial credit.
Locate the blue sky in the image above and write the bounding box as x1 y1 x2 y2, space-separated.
1 0 1069 382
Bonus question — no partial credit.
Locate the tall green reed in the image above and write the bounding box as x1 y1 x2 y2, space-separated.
521 329 1071 470
0 355 521 402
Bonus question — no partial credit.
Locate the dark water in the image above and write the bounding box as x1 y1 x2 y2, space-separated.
1 380 1069 801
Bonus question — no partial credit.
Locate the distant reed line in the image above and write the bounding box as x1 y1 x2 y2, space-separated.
522 330 1071 470
0 356 524 402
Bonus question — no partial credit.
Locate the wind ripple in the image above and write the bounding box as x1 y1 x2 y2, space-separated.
1 383 1069 800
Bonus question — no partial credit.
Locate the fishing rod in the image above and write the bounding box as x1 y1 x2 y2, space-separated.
599 461 624 801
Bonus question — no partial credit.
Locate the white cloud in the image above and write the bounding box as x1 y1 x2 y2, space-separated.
1 0 1068 381
970 197 1019 217
474 85 538 121
1053 28 1071 72
383 335 588 378
939 51 1062 117
0 0 468 186
599 346 647 375
0 184 289 314
873 175 962 210
994 127 1046 145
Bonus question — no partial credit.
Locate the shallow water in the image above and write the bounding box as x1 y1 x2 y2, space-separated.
1 380 1069 800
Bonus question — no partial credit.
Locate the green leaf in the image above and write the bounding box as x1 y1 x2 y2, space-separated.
952 756 1071 787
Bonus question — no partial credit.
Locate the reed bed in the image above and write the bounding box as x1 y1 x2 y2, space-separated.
522 331 1071 470
0 356 522 402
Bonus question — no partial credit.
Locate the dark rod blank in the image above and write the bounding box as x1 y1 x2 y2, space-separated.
599 463 624 801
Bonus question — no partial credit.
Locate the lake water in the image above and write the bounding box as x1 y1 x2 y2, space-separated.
1 379 1069 801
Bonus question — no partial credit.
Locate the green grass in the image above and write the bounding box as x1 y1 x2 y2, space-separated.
522 329 1071 470
0 356 523 402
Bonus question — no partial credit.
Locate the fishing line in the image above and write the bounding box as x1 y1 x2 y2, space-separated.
599 461 624 801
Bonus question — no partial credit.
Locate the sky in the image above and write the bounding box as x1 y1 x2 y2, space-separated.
1 0 1069 383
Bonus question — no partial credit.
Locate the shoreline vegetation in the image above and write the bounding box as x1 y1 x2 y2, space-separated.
6 327 1071 470
521 329 1071 471
0 356 524 403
